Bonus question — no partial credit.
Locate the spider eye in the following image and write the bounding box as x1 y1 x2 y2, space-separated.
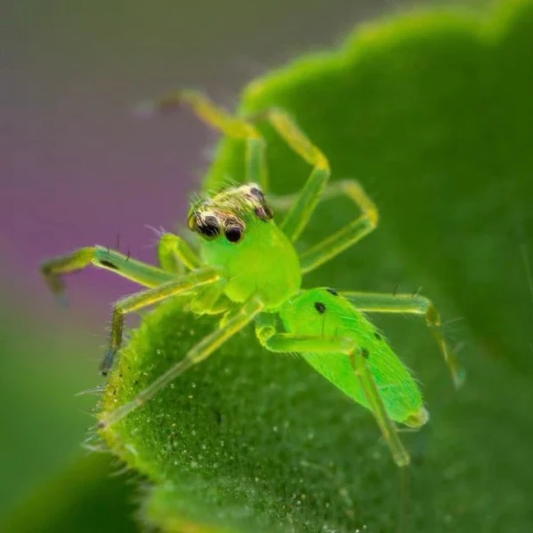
255 204 274 221
196 215 220 240
249 186 265 201
225 225 244 243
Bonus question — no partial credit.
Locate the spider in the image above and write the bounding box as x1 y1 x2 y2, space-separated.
41 90 462 467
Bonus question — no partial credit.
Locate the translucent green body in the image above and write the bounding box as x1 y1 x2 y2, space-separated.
280 288 424 425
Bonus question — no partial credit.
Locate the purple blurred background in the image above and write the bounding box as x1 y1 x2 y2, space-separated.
2 0 412 518
3 0 409 315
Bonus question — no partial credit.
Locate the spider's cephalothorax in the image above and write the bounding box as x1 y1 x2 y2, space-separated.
41 90 463 467
188 183 301 309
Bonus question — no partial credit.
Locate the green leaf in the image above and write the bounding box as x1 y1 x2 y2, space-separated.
1 454 138 533
100 1 533 531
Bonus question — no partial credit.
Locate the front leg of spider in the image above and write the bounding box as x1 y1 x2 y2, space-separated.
100 268 222 374
41 245 179 306
98 296 264 428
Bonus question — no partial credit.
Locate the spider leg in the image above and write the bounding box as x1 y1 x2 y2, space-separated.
249 107 330 243
298 179 378 273
99 296 264 428
137 90 268 190
101 267 221 375
41 246 174 305
340 291 465 388
269 178 378 274
155 232 201 273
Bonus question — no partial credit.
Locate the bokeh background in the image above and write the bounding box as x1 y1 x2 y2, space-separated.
1 0 497 528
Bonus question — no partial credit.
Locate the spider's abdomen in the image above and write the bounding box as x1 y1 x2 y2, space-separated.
279 288 426 426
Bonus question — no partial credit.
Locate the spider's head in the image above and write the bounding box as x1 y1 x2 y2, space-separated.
187 183 273 245
188 182 300 308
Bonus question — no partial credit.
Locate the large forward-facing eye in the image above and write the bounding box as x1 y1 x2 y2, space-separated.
224 224 244 243
196 215 220 240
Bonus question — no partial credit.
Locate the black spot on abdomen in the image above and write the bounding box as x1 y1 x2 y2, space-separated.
361 347 370 359
326 288 338 296
314 302 326 314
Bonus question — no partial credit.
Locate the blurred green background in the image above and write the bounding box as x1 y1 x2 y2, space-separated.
2 0 531 531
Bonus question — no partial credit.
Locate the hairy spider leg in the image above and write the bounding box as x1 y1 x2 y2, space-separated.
41 232 202 302
340 291 465 387
156 232 201 273
102 267 221 374
41 245 221 373
270 179 379 274
138 92 335 247
136 89 268 190
98 296 264 429
41 246 175 305
247 107 331 243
